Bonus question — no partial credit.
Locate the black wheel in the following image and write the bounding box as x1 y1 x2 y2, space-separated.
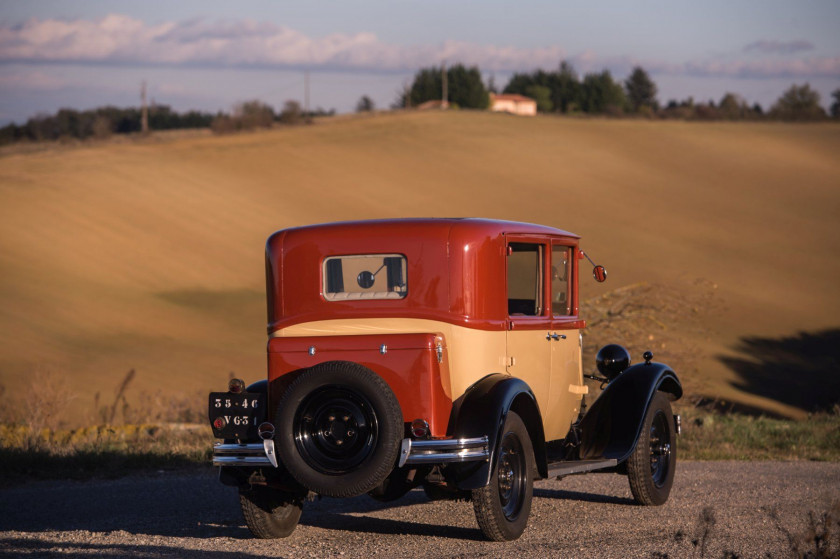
239 486 303 539
472 411 534 541
274 361 403 498
627 391 676 506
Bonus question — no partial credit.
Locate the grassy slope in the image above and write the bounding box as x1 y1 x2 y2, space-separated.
1 112 838 419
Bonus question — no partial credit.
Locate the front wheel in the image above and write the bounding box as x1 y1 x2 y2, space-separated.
472 411 534 541
626 391 676 505
239 486 304 539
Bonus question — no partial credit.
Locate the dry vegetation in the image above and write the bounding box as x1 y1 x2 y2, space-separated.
1 279 838 483
0 110 838 428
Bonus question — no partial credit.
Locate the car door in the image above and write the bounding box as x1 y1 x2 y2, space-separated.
545 242 587 442
504 238 551 419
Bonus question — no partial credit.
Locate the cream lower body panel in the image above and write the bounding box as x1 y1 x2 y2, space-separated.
271 318 507 403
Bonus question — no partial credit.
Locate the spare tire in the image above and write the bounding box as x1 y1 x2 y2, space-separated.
274 361 403 498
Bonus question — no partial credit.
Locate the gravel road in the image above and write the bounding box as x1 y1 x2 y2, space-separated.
2 461 838 558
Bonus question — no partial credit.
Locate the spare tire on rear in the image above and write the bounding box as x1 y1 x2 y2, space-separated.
274 361 404 498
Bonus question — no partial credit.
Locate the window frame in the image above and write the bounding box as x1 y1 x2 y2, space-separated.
321 253 408 302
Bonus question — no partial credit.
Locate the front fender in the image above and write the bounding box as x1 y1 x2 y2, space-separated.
578 361 681 462
446 374 547 490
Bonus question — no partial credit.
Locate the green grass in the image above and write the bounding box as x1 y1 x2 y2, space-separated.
677 407 840 461
0 423 213 485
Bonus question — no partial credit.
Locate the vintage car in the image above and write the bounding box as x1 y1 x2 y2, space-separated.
208 218 681 541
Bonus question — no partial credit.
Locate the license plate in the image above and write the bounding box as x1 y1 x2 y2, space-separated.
208 392 266 440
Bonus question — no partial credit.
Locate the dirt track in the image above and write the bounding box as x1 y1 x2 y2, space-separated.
2 461 838 558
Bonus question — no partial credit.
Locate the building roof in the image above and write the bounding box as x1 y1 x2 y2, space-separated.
490 93 536 104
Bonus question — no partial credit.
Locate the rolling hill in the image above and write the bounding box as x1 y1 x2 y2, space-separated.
1 111 838 421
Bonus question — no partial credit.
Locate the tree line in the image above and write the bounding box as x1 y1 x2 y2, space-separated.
0 105 215 145
2 62 838 146
397 61 840 122
0 100 337 145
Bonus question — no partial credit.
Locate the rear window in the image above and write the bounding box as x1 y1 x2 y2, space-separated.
323 254 407 301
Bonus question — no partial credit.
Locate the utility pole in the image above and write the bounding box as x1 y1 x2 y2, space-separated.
140 80 149 134
441 61 447 109
304 70 310 119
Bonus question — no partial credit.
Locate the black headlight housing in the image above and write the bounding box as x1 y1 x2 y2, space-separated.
596 344 631 380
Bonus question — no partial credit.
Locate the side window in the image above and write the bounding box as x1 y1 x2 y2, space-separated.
507 243 543 316
323 254 407 301
551 246 571 316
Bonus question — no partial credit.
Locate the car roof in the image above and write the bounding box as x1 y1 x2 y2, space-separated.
272 218 579 240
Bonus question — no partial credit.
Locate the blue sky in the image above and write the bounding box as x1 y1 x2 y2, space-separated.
1 1 838 124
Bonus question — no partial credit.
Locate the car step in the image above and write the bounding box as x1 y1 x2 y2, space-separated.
546 458 618 478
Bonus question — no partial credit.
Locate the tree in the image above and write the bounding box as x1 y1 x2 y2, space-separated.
718 93 746 120
356 95 375 112
91 115 113 139
446 64 490 109
770 84 826 121
502 61 581 113
525 85 553 112
278 100 303 124
624 66 658 113
580 70 626 114
553 61 581 113
236 100 274 129
503 72 538 97
831 89 840 119
406 64 489 109
407 67 441 107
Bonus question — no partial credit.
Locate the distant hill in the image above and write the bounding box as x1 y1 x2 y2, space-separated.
1 111 838 421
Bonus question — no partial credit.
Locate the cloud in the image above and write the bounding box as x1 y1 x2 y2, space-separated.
743 40 815 55
0 15 836 82
0 14 565 72
683 57 840 79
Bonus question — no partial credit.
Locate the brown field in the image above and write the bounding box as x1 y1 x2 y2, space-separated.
1 111 838 422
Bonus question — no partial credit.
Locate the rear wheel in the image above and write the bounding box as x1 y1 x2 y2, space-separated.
275 361 403 498
239 486 303 539
627 391 676 505
472 411 534 541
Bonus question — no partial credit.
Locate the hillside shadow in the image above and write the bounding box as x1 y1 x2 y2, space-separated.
717 328 840 414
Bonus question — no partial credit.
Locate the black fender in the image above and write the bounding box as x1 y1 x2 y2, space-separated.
246 379 268 395
578 361 681 463
446 374 547 490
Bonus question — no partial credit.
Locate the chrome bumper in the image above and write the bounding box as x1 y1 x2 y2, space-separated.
398 436 490 467
212 439 278 468
212 436 490 469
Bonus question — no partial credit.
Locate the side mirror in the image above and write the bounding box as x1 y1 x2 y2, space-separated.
593 265 607 282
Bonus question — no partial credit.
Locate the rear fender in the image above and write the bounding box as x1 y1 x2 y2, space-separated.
446 374 547 490
578 362 681 463
246 379 268 395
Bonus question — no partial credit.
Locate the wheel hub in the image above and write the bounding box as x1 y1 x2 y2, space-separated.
294 386 378 474
648 410 672 487
496 435 524 521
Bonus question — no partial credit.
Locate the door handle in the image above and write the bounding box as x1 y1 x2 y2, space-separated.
547 332 567 341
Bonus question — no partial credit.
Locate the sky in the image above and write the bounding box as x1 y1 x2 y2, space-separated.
0 0 838 124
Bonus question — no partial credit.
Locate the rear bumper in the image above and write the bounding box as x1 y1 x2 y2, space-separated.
212 440 278 468
212 436 490 468
399 436 490 466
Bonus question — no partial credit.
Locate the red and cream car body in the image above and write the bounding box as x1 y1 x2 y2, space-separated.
209 219 682 541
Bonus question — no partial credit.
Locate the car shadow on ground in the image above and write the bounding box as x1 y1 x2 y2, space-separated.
716 328 840 414
0 537 263 559
1 470 637 542
533 487 636 506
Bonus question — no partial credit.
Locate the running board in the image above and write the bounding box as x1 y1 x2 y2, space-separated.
546 458 618 478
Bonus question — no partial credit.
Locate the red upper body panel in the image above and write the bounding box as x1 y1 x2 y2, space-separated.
266 218 580 333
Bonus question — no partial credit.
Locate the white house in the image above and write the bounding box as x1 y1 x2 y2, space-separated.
489 93 538 116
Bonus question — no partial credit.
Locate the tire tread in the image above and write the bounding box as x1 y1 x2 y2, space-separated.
239 488 303 539
626 391 676 506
